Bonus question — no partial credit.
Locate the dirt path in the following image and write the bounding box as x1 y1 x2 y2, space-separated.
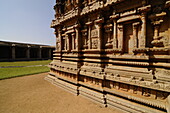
0 73 123 113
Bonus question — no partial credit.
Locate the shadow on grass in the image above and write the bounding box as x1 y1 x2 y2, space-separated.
0 71 49 80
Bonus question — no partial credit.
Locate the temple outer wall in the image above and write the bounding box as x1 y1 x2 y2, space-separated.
47 0 170 113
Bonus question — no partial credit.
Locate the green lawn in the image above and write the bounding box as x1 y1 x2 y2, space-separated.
0 60 52 67
0 60 52 80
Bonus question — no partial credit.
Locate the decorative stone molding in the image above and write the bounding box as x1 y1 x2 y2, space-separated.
81 1 104 15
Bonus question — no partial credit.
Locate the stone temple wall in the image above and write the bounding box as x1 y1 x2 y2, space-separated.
46 0 170 112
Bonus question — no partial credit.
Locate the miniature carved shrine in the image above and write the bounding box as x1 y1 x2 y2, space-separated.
46 0 170 112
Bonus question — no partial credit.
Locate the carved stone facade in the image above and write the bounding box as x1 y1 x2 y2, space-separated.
46 0 170 112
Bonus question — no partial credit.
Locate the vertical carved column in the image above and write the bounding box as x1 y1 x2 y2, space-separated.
72 33 76 50
86 21 93 49
66 34 69 51
133 22 140 48
64 35 67 50
75 24 81 51
110 14 119 49
12 44 16 60
117 24 123 50
58 29 62 51
138 5 151 48
97 23 103 50
88 25 92 49
84 31 88 47
54 31 59 51
107 31 111 43
95 18 104 50
74 23 82 69
140 12 146 48
26 45 30 59
113 19 117 48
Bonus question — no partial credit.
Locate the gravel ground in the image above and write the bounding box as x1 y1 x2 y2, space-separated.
0 73 123 113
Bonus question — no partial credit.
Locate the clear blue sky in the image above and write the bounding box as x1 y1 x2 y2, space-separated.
0 0 56 46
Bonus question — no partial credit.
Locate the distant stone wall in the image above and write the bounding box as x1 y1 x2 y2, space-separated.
0 41 55 61
47 0 170 113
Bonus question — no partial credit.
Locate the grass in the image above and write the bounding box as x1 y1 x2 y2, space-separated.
0 60 52 67
0 60 52 80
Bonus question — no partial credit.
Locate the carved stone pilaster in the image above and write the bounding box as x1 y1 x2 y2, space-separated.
95 18 104 50
97 23 103 50
57 28 62 51
140 12 147 48
112 19 118 49
65 34 70 51
133 22 140 48
71 33 76 50
110 14 119 50
138 5 151 48
86 21 93 49
74 24 81 51
64 35 67 50
117 24 123 50
88 25 92 49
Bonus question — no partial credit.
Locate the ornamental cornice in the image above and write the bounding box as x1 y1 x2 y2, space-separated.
120 9 137 17
138 5 151 13
117 15 140 23
110 14 119 19
81 1 104 15
51 8 80 27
